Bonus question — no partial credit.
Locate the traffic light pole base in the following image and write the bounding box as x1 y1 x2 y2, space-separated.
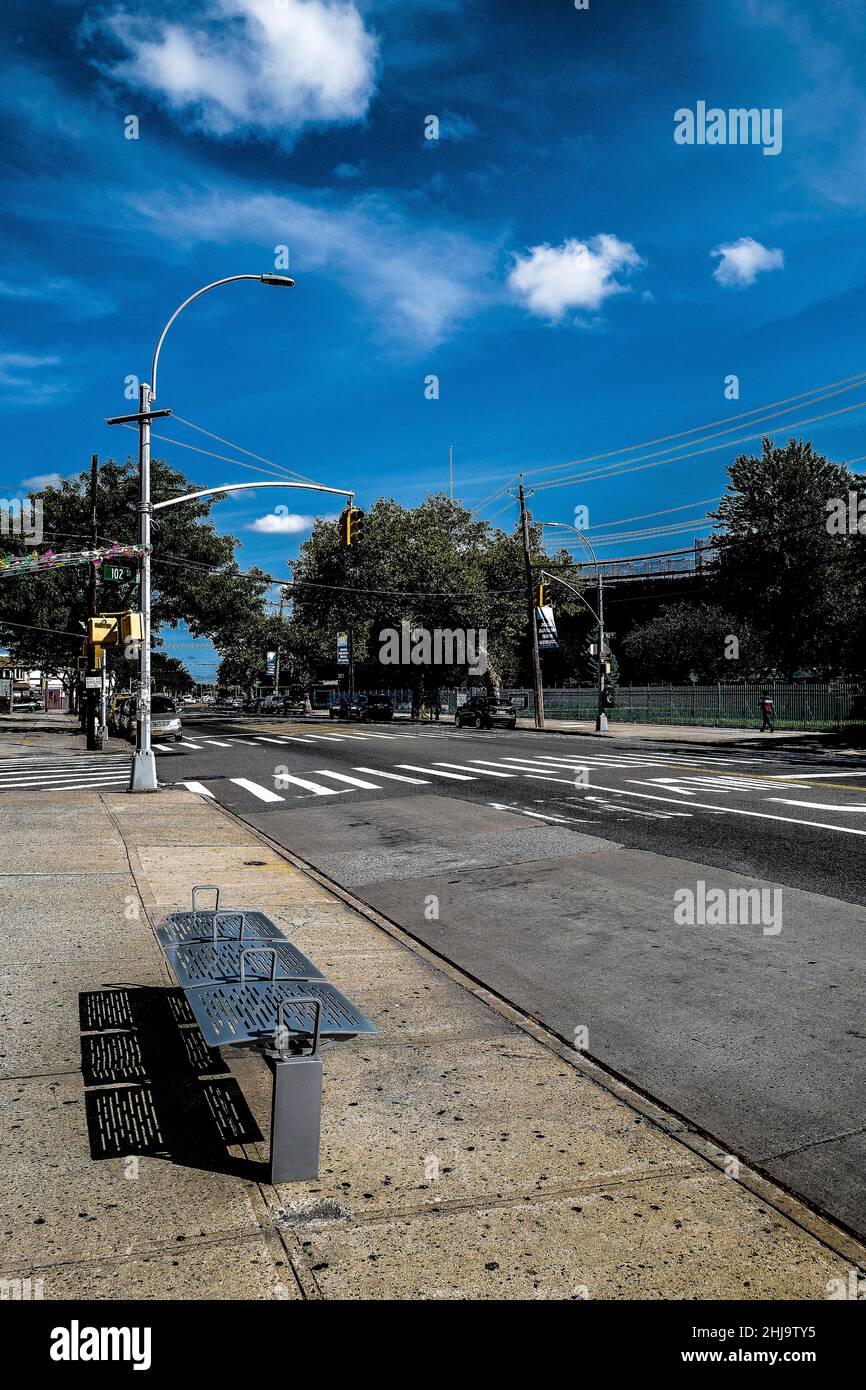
129 750 159 793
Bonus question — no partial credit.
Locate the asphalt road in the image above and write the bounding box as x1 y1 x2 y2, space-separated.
155 712 866 1236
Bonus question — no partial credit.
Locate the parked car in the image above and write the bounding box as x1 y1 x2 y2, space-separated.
330 694 394 722
150 693 183 742
353 694 393 722
454 695 517 730
281 694 306 717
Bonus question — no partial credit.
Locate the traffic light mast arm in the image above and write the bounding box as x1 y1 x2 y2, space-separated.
152 481 353 511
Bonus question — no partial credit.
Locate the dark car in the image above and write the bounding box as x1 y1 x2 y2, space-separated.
329 698 350 719
352 694 393 722
455 695 517 730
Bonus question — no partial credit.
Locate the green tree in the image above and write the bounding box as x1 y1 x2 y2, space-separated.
709 437 857 677
620 601 766 682
0 456 271 689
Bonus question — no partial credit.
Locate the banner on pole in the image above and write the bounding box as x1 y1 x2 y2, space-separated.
536 605 558 651
336 632 350 667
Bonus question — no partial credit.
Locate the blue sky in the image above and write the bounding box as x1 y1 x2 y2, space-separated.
3 0 866 678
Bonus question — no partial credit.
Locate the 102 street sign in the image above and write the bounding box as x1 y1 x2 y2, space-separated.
103 563 136 583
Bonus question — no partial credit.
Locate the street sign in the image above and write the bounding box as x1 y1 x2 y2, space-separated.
103 563 136 584
85 676 102 690
336 632 350 667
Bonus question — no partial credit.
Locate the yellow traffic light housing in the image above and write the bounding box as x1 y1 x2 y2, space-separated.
87 616 118 646
339 506 364 547
119 611 143 642
534 581 546 608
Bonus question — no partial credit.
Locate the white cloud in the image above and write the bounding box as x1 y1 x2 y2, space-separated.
20 472 64 489
508 234 644 321
0 353 68 406
102 0 378 139
249 511 329 534
711 236 784 288
129 187 494 348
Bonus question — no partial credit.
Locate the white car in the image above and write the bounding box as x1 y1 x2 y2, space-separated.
149 693 183 743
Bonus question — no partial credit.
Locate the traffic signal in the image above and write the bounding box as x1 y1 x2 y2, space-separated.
119 611 143 642
87 616 118 647
534 580 546 607
339 506 364 547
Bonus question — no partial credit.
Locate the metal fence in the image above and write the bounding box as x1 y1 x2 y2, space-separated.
346 682 864 730
489 682 863 731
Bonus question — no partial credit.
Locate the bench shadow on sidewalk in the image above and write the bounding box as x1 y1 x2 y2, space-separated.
78 986 266 1182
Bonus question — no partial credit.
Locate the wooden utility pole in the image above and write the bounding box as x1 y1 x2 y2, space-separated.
518 478 544 729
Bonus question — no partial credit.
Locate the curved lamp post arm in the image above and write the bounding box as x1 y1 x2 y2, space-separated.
151 273 294 397
542 520 600 577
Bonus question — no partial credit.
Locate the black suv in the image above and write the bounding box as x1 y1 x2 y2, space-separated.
455 695 517 730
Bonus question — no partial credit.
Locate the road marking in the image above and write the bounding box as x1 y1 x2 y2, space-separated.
0 774 130 790
766 798 866 813
178 740 202 749
256 736 289 745
0 767 131 785
772 770 866 779
229 777 285 803
271 772 341 796
181 781 215 798
204 740 233 748
313 770 381 790
523 773 584 785
279 736 320 744
353 766 430 784
228 739 258 745
433 761 515 777
395 763 475 780
489 802 588 825
591 784 866 836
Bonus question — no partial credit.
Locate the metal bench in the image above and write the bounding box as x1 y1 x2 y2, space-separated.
154 885 376 1182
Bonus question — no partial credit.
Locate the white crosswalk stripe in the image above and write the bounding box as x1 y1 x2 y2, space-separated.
433 761 514 778
178 740 202 749
229 777 285 803
0 754 132 793
204 740 233 748
181 781 215 798
395 764 476 780
313 770 381 789
272 772 341 796
353 766 429 784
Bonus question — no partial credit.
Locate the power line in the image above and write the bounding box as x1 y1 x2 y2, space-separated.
170 414 320 485
477 367 866 512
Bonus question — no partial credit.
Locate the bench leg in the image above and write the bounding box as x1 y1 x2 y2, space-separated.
269 1054 323 1184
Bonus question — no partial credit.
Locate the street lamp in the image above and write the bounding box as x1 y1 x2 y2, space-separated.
110 273 294 791
543 521 608 733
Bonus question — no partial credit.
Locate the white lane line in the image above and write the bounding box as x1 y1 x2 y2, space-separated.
488 802 587 825
181 781 216 798
767 798 866 813
178 740 202 749
306 734 346 741
353 766 430 784
395 764 476 781
433 762 514 778
227 739 258 746
590 784 866 836
772 770 866 779
272 772 341 796
313 770 381 790
204 740 233 748
279 736 320 744
256 736 291 744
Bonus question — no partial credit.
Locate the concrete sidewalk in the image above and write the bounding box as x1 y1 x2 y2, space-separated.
2 784 863 1300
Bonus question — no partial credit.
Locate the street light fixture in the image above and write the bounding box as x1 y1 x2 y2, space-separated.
109 272 295 792
542 521 609 733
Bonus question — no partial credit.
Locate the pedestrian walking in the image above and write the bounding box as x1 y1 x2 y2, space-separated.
759 693 775 732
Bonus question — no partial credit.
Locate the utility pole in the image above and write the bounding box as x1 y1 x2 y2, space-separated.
84 454 105 750
274 587 285 692
449 443 453 500
518 479 544 729
596 565 608 733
